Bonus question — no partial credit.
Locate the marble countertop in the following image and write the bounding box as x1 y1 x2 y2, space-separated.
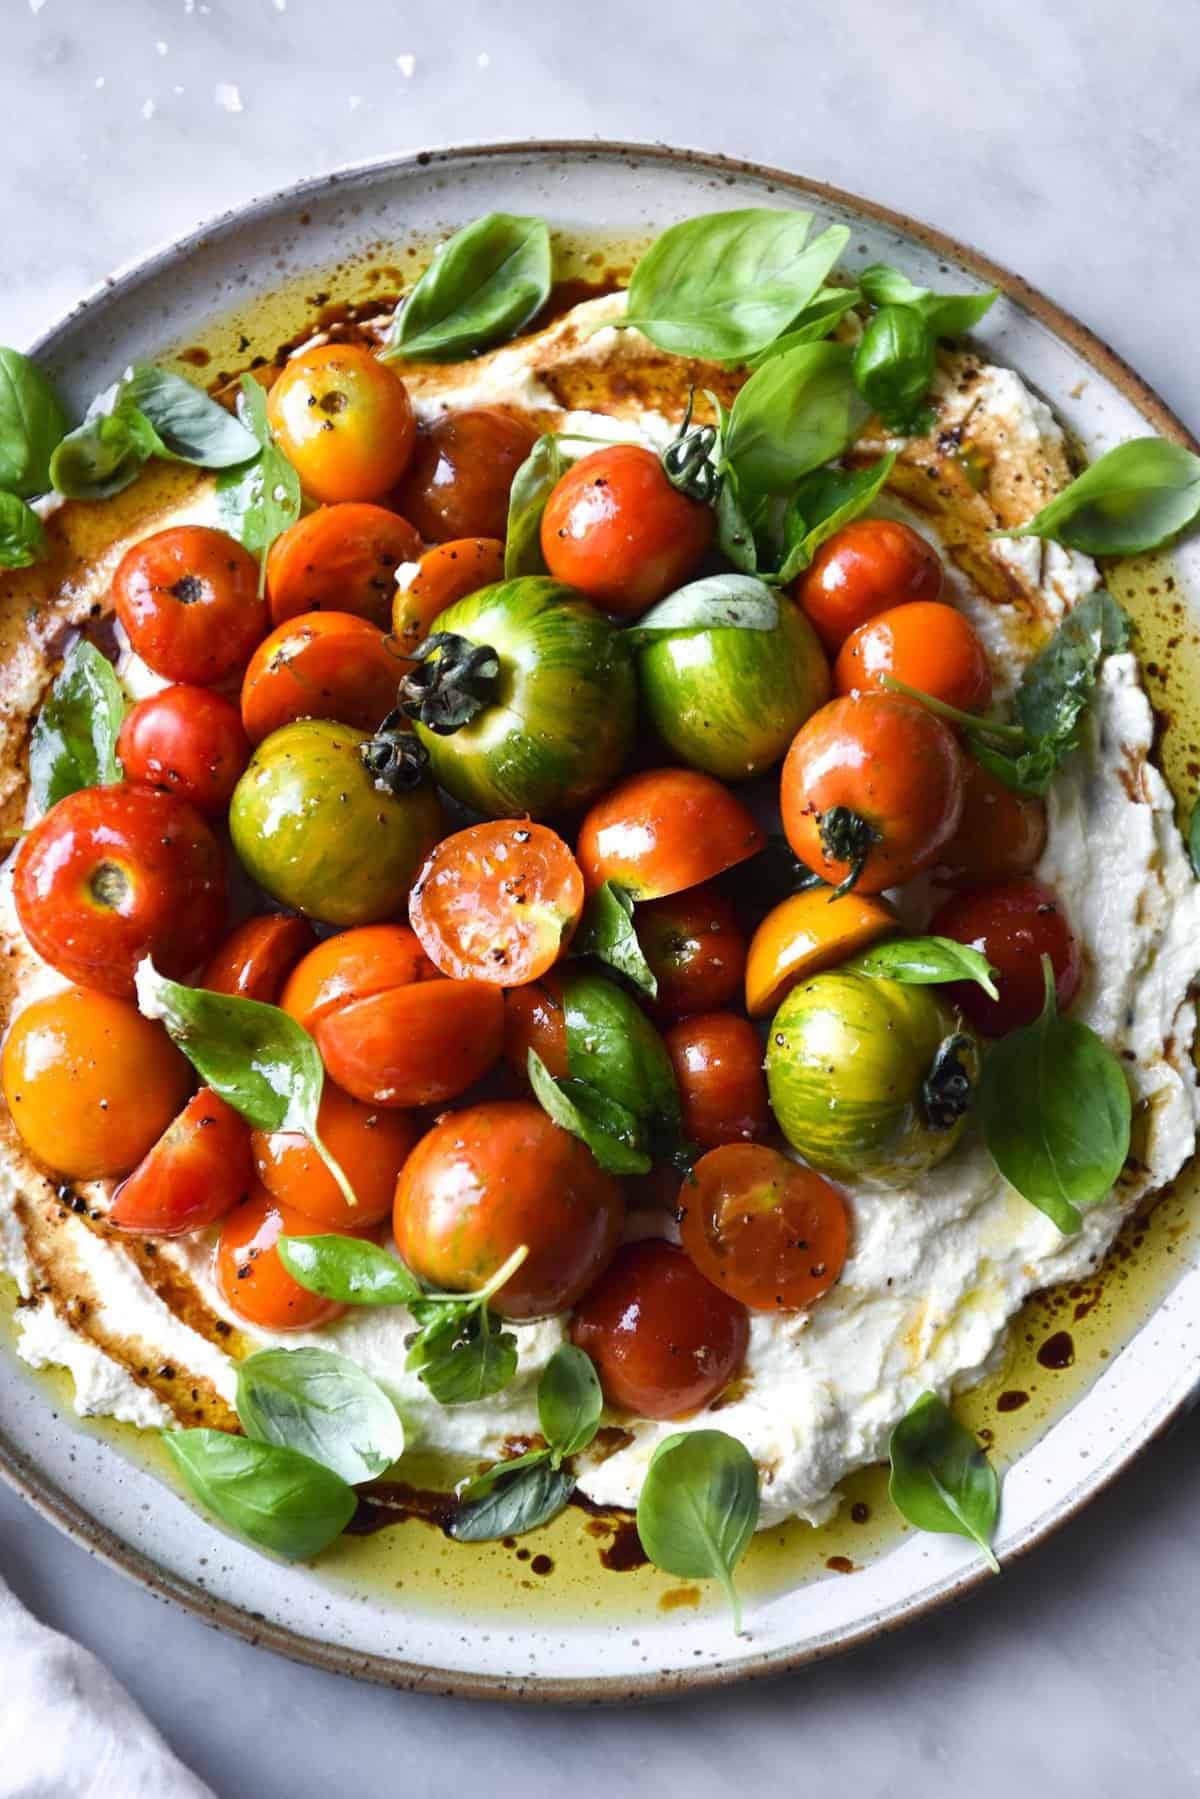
3 1 1199 1794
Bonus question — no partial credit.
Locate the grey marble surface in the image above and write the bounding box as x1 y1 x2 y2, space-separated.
2 0 1199 1793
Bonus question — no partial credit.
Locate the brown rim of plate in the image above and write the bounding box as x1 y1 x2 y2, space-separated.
3 139 1198 1705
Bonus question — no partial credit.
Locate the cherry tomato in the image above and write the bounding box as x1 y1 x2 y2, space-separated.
409 821 585 986
392 538 505 655
279 924 434 1029
503 972 568 1083
678 1144 849 1311
252 1081 418 1230
2 987 191 1181
265 502 421 628
577 769 765 901
933 754 1048 885
569 1240 748 1420
215 1185 352 1331
665 1012 771 1150
240 611 403 743
200 914 318 1004
834 600 992 713
14 785 227 997
780 693 964 894
113 525 267 685
116 684 251 815
929 877 1081 1035
634 883 746 1020
393 1100 624 1320
393 407 537 542
267 346 416 504
110 1089 253 1236
797 518 944 653
744 886 899 1017
540 444 713 618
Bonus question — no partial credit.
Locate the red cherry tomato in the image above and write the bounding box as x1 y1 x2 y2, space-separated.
267 347 416 504
577 768 765 901
116 684 251 815
569 1240 749 1419
110 1089 253 1237
665 1012 771 1150
279 924 434 1028
933 754 1048 885
502 972 568 1083
14 785 227 997
113 526 267 685
215 1185 354 1331
797 517 944 653
678 1144 849 1311
834 600 992 713
634 883 746 1020
240 610 403 743
252 1081 418 1230
540 444 713 618
265 502 422 629
392 408 538 542
200 914 319 1004
392 538 505 654
929 877 1082 1035
409 820 585 986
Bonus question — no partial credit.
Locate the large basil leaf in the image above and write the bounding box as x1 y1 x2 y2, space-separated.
277 1234 422 1307
775 454 896 583
997 437 1200 556
0 491 48 570
451 1456 574 1542
216 376 301 574
383 213 551 362
538 1342 603 1464
853 305 935 432
124 365 257 467
724 341 867 494
235 1347 404 1485
888 1391 999 1571
851 935 999 998
635 1430 760 1635
162 1429 355 1560
503 432 567 577
625 574 778 647
0 348 67 498
745 286 862 368
859 264 998 337
527 1050 651 1175
28 638 125 812
571 880 657 998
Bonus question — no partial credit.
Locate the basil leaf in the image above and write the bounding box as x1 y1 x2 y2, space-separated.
451 1456 573 1542
625 574 779 648
888 1391 999 1571
51 397 158 499
124 365 257 467
413 1307 518 1407
0 491 48 569
724 342 867 495
715 465 759 572
527 1050 651 1176
457 1447 549 1504
745 287 862 368
860 265 998 337
162 1429 355 1560
978 958 1132 1235
562 968 681 1129
277 1234 422 1307
216 376 301 574
853 305 936 433
0 348 67 498
382 213 551 363
1016 588 1130 742
1188 798 1200 881
774 454 896 584
572 880 658 998
28 638 125 811
235 1346 404 1485
504 432 567 577
997 437 1200 556
852 935 999 999
635 1430 759 1634
538 1343 602 1465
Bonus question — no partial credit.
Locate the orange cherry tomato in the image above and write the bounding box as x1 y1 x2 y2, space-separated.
933 754 1048 885
569 1240 748 1419
267 346 416 504
14 785 227 997
835 600 992 713
409 820 585 986
780 693 964 894
265 503 422 629
117 684 251 816
394 1100 624 1320
502 972 568 1083
929 877 1081 1036
252 1080 418 1230
744 886 900 1017
215 1185 353 1331
113 525 267 684
797 517 944 653
678 1144 849 1311
240 610 404 743
392 538 505 655
279 924 434 1031
576 768 765 901
2 987 191 1181
665 1012 770 1150
200 914 319 1004
540 444 713 619
110 1089 253 1236
634 883 746 1020
392 408 538 542
315 978 504 1108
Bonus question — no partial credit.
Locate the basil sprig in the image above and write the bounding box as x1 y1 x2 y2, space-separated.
215 375 301 581
0 492 47 569
978 956 1132 1236
235 1346 405 1486
635 1430 760 1635
0 347 68 499
382 213 551 363
993 436 1200 556
28 638 125 813
162 1430 356 1561
888 1392 1000 1572
859 264 999 337
851 265 998 434
851 935 999 998
624 573 779 647
571 879 658 998
50 364 257 500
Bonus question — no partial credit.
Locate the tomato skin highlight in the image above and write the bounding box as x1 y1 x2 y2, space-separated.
502 973 568 1083
240 611 403 743
834 599 992 713
577 768 765 901
392 408 538 542
634 883 746 1021
933 754 1048 885
796 517 944 653
393 1100 625 1320
316 979 505 1109
117 684 251 816
110 1089 253 1236
569 1240 749 1420
252 1081 418 1230
266 502 421 629
409 820 584 986
278 924 434 1032
215 1185 353 1331
113 525 267 685
267 346 416 504
665 1012 771 1150
744 886 900 1017
200 914 319 1005
678 1144 849 1312
392 538 505 655
930 877 1081 1036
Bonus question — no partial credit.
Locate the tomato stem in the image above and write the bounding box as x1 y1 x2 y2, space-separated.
880 674 1029 745
817 805 880 899
921 1033 976 1131
661 389 720 504
310 1127 360 1212
396 630 500 735
360 712 431 794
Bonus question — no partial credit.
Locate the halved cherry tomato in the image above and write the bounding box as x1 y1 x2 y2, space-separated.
393 1100 624 1320
265 503 422 628
835 600 992 713
215 1185 355 1331
576 769 765 900
14 785 227 997
110 1089 253 1236
540 444 713 618
409 821 585 986
2 987 191 1181
569 1240 749 1419
634 883 746 1020
252 1081 418 1230
392 408 537 541
116 684 251 815
200 914 319 1004
240 611 403 743
267 346 416 504
933 754 1048 884
744 886 900 1017
665 1012 771 1150
781 693 964 894
392 538 505 655
678 1144 849 1311
930 877 1081 1035
503 972 568 1082
279 924 434 1031
797 517 944 653
113 525 267 685
315 979 505 1108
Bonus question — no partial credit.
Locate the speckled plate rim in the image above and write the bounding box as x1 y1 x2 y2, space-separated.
3 138 1199 1704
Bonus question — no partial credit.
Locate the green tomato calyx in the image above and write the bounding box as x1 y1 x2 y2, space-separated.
817 804 880 898
396 631 501 735
359 711 431 795
661 391 719 504
921 1032 976 1131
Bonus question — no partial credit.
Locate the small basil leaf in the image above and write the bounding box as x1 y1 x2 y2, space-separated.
0 491 48 569
162 1429 355 1560
860 265 998 337
715 465 759 573
852 305 936 432
561 968 681 1128
774 454 896 584
503 432 568 577
1188 798 1200 880
50 397 158 499
527 1050 651 1176
625 574 778 648
572 880 658 998
382 213 551 363
978 958 1132 1234
451 1456 573 1542
744 287 862 368
28 638 125 811
852 935 999 999
457 1447 549 1504
0 348 68 498
235 1346 404 1485
538 1343 602 1464
635 1430 760 1635
725 341 867 495
888 1391 999 1571
216 376 301 574
1015 588 1130 743
997 437 1200 556
124 364 258 467
414 1309 518 1407
277 1234 422 1307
